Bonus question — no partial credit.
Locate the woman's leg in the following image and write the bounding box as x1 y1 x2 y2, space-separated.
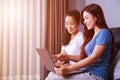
45 72 106 80
45 72 65 80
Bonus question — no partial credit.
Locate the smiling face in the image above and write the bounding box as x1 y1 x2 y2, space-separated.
83 11 97 30
65 16 79 35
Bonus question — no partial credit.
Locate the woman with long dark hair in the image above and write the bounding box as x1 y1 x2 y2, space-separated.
45 10 84 80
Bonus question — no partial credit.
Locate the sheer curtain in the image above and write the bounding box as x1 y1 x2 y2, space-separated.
0 0 47 80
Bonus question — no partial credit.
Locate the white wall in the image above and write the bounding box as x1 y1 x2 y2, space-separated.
85 0 120 28
68 0 85 12
68 0 85 31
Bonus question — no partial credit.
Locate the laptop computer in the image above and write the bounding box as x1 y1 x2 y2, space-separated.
36 48 56 73
36 48 83 75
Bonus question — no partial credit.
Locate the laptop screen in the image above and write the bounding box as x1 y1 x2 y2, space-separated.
36 48 55 73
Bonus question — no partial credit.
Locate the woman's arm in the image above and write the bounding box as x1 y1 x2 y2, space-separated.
69 45 106 71
59 50 84 62
55 45 106 75
54 50 83 63
67 54 83 62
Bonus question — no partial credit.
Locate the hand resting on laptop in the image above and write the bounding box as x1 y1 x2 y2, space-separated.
52 52 70 68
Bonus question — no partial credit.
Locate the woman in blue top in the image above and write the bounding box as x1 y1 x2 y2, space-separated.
53 4 116 80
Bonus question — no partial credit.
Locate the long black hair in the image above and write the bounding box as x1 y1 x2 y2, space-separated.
80 4 116 62
62 10 80 45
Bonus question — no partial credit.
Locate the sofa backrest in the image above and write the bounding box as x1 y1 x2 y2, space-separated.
108 27 120 80
110 27 120 50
